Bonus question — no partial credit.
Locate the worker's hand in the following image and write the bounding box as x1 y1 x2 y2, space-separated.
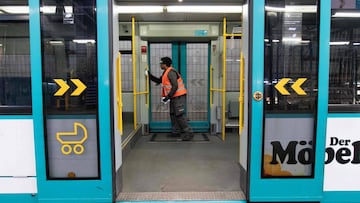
144 70 149 76
161 96 170 104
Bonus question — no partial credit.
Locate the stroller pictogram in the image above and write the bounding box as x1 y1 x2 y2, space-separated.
56 122 88 155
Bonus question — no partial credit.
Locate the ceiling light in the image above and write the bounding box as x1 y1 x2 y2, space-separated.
167 6 242 13
0 44 2 47
332 12 360 18
282 37 302 42
265 6 286 12
49 40 64 45
73 39 96 44
0 6 29 14
330 41 350 46
353 42 360 46
265 5 317 13
117 6 163 14
40 6 73 14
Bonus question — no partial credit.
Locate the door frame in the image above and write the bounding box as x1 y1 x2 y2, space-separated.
30 0 113 201
148 41 211 133
248 0 331 202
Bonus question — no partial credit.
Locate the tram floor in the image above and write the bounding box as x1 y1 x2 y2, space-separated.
119 132 242 194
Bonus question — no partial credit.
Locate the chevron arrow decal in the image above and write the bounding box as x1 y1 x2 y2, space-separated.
70 79 87 96
54 79 87 96
274 78 307 96
54 79 70 96
274 78 291 95
291 78 307 96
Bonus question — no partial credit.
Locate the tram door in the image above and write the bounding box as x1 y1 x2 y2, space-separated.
248 0 329 202
149 42 210 132
31 0 113 202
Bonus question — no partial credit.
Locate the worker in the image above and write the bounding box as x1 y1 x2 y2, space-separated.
145 56 194 141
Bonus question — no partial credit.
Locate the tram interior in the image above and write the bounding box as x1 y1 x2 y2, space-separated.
113 0 248 201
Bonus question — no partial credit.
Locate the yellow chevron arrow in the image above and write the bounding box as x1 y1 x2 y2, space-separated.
70 79 87 96
291 78 307 95
275 78 291 95
54 79 70 96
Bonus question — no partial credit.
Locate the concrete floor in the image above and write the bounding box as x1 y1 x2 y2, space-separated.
121 133 241 193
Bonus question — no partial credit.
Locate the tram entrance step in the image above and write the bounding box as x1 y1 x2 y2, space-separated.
117 191 246 202
149 133 210 142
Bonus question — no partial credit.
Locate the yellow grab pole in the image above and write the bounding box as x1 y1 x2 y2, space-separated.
117 52 123 135
239 52 244 135
146 65 149 107
210 64 213 107
224 33 242 37
211 88 224 92
132 17 137 130
222 17 227 141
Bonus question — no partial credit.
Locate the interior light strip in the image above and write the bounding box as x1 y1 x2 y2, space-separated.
167 6 242 13
332 12 360 18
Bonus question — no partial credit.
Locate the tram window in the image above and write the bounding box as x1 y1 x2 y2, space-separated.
262 0 319 178
0 2 31 114
226 37 241 91
329 4 360 112
40 0 100 179
119 39 133 92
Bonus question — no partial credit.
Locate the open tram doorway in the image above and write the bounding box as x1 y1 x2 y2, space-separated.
111 0 250 201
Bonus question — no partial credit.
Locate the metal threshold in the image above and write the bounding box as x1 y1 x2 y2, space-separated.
117 191 246 201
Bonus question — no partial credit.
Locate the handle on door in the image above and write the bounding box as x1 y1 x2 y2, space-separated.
253 91 263 102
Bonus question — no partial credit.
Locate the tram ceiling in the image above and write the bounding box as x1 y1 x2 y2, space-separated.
115 0 244 5
119 13 242 22
116 0 243 22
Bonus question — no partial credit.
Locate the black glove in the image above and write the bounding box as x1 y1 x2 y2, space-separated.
161 96 170 104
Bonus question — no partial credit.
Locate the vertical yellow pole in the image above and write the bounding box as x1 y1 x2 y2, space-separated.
146 65 149 107
132 17 137 130
117 53 123 135
239 52 244 135
210 64 213 107
222 17 227 141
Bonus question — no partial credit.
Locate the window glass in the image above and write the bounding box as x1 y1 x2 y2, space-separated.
40 0 100 179
262 0 319 178
0 1 31 114
119 39 133 92
329 2 360 111
226 37 241 91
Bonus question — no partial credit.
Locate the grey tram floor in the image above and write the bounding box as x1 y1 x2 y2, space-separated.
118 132 244 201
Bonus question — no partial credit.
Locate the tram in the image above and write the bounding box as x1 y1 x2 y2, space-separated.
0 0 360 202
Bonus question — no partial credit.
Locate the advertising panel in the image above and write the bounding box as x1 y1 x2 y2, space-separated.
263 117 314 177
324 118 360 191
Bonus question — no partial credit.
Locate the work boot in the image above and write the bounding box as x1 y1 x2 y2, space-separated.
182 133 194 141
167 133 181 138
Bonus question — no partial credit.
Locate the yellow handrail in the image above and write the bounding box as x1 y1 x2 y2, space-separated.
222 17 227 141
135 65 149 107
116 52 123 135
239 52 244 135
211 88 224 92
146 65 149 107
135 91 148 95
224 33 242 37
132 16 137 130
210 64 213 107
223 18 244 139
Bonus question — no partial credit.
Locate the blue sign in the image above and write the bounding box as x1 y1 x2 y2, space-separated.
194 30 208 36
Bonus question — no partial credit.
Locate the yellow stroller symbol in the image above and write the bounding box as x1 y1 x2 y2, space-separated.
56 122 88 155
